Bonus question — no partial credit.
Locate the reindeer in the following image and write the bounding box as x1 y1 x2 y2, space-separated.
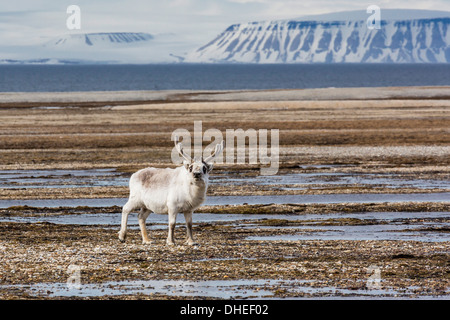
118 137 224 246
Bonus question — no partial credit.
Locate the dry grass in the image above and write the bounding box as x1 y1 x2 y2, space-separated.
0 96 449 170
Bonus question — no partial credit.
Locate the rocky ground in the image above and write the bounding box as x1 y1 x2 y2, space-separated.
0 87 448 299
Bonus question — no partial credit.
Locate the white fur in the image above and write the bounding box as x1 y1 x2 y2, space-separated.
118 140 223 245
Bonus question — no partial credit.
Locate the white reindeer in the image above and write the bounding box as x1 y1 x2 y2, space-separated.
118 138 224 245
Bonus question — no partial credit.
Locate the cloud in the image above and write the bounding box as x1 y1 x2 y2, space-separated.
227 0 266 3
1 0 450 48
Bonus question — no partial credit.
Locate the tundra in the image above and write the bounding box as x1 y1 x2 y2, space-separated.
118 138 224 245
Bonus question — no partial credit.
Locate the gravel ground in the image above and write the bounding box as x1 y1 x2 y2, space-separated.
0 217 448 299
0 87 448 299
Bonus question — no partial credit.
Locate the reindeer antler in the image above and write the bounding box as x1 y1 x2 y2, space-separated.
204 140 225 163
175 136 192 162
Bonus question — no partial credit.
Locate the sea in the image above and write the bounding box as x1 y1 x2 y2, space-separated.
0 63 449 92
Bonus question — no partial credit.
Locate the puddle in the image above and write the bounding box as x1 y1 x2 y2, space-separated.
3 279 444 299
0 212 288 227
243 211 449 242
1 210 447 226
245 211 450 242
1 169 448 190
205 193 450 205
1 211 448 242
5 279 277 299
0 192 449 209
0 198 125 208
211 172 450 190
0 169 128 189
247 224 450 242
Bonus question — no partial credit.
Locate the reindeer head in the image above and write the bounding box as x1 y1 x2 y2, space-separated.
174 136 224 182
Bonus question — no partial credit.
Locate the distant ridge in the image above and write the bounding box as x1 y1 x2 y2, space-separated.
185 9 450 63
45 32 154 48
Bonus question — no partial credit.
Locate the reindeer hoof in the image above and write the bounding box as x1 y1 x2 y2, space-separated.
118 232 126 243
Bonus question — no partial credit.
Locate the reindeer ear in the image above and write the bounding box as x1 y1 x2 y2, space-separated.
183 160 191 171
205 162 213 173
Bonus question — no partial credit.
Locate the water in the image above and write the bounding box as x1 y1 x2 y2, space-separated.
212 172 450 190
1 192 449 208
204 193 450 205
0 169 128 189
1 64 450 92
247 222 450 242
1 211 447 242
0 210 446 225
3 278 430 299
1 168 447 242
33 279 276 299
2 168 448 190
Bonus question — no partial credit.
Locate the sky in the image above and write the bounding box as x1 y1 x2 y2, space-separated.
1 0 450 47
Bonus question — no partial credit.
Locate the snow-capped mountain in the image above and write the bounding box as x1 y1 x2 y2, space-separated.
40 32 187 63
1 32 192 64
45 32 154 48
185 10 450 63
2 10 449 64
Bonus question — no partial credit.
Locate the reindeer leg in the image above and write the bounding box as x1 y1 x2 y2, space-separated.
166 209 177 246
118 200 134 242
138 208 152 244
184 211 197 246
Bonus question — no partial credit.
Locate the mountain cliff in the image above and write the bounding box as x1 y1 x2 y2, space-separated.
44 32 154 48
185 12 450 63
36 32 186 63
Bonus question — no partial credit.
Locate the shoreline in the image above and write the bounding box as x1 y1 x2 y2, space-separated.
1 86 450 106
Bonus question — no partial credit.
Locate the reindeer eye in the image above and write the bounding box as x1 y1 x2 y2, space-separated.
203 166 207 174
189 165 193 172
